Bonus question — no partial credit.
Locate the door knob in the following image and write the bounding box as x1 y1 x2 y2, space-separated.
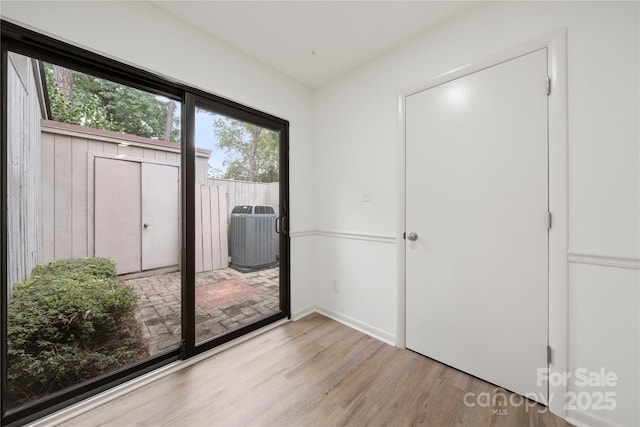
407 232 418 241
143 223 149 228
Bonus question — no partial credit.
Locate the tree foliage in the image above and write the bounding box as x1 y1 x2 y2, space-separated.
48 83 117 131
213 117 279 183
44 63 180 143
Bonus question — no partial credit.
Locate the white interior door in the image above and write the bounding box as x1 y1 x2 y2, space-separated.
405 49 549 402
141 163 179 270
94 157 141 274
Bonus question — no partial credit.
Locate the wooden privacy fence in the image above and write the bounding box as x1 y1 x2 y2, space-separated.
195 184 228 273
211 179 279 219
196 180 279 272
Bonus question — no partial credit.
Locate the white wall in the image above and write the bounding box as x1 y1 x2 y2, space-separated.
0 0 316 316
3 1 639 426
313 2 639 426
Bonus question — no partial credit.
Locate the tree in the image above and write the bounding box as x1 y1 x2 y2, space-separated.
44 63 180 143
213 117 279 183
52 65 73 102
47 72 116 132
163 100 176 142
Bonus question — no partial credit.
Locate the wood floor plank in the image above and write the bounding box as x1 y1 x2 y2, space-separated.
58 313 572 427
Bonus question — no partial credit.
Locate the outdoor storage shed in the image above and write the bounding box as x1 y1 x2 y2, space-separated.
230 205 277 272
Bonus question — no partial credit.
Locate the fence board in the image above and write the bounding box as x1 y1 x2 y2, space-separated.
209 186 222 270
201 185 213 271
218 186 229 266
192 185 229 273
194 185 229 272
211 179 280 219
195 155 208 185
195 184 204 273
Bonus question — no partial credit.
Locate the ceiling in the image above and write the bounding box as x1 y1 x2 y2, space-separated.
151 1 477 88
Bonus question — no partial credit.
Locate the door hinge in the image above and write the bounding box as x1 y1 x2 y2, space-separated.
547 211 552 230
547 345 552 365
545 77 551 95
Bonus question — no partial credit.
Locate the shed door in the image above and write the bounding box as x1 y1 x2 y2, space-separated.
94 159 179 274
405 49 549 402
141 163 179 270
94 157 141 274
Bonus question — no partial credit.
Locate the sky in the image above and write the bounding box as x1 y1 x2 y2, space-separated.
195 108 225 175
154 94 228 177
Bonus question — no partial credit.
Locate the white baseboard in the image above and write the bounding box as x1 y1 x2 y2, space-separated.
291 305 316 320
313 305 396 346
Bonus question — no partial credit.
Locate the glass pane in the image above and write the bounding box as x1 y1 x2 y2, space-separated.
5 52 182 408
194 107 280 344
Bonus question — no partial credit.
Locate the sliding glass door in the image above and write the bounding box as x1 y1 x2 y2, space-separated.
1 21 289 426
185 95 289 355
4 51 184 412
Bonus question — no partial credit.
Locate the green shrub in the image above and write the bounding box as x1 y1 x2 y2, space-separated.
7 258 148 406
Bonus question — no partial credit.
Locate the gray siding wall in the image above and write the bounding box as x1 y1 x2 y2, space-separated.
41 122 182 264
41 122 219 274
7 53 43 293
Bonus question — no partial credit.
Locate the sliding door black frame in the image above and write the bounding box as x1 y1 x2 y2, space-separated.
1 20 290 426
184 94 290 358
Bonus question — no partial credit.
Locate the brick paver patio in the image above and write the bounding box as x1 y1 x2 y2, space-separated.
124 267 279 354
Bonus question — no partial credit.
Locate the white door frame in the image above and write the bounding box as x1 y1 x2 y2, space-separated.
396 29 568 418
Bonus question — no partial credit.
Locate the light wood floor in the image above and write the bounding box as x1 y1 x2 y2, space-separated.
58 313 572 427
